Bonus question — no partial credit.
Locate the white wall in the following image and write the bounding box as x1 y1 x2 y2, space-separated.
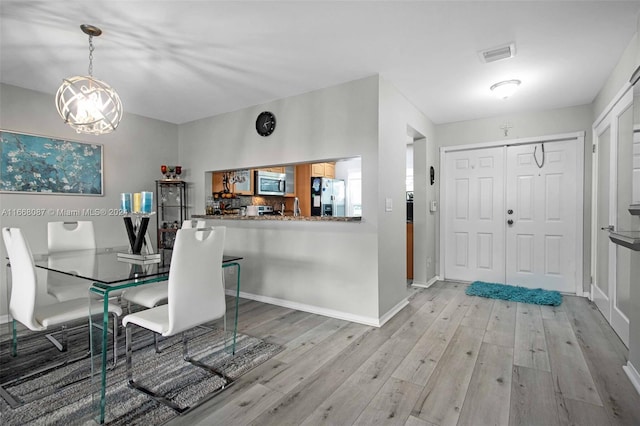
378 77 436 314
435 104 593 289
0 83 178 318
179 76 385 323
593 33 638 122
413 136 438 283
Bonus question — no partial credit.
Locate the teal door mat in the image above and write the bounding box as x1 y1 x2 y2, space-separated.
465 281 562 306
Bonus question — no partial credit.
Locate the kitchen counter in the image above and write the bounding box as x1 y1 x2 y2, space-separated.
192 214 361 222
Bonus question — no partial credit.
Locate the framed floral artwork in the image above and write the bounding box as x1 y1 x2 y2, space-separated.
0 130 103 195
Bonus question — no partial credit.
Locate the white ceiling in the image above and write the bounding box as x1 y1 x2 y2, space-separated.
1 1 639 125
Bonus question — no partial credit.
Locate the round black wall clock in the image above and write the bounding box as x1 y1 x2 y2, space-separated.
256 111 276 136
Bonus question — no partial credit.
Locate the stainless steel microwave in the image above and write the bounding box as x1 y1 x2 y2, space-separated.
255 170 286 196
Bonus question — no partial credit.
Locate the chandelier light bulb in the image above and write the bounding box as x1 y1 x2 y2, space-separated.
490 79 521 100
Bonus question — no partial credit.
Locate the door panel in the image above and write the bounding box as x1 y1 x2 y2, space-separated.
611 98 634 345
505 141 578 292
444 147 505 282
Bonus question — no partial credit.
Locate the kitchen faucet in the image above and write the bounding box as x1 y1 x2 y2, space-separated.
293 197 300 217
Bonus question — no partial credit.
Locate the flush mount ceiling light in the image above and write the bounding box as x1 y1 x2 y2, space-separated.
55 24 123 135
490 79 521 100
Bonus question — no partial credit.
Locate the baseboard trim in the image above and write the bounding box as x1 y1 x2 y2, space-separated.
623 361 640 396
226 289 401 327
378 298 410 328
412 276 440 289
0 315 10 325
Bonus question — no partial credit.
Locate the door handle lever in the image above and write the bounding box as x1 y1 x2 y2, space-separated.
601 225 614 231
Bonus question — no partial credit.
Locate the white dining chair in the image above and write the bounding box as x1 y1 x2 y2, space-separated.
47 221 96 252
46 221 96 302
122 226 229 413
121 219 205 352
2 227 122 360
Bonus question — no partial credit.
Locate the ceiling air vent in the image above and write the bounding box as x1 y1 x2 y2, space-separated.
479 42 516 63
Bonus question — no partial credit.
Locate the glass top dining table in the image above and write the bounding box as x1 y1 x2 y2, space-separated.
34 246 243 424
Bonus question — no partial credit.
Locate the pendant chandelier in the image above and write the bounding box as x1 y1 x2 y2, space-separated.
55 24 123 135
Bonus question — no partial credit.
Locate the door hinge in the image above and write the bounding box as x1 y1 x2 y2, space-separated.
593 144 596 153
590 275 593 284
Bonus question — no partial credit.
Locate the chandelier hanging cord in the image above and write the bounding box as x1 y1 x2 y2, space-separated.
88 35 94 76
81 24 102 76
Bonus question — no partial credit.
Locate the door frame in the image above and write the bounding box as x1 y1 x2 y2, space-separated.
439 131 585 294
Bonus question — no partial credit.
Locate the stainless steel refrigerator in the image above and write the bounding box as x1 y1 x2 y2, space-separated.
311 177 346 217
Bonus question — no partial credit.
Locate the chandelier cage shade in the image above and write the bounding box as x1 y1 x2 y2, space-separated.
490 79 521 100
55 24 123 135
55 76 123 135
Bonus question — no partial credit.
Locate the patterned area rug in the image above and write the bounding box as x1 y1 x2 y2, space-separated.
466 281 563 306
0 323 282 425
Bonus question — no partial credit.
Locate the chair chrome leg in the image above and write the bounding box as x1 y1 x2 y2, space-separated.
126 324 188 413
11 320 17 357
182 328 233 386
125 325 133 384
127 324 235 414
154 333 162 353
45 324 68 352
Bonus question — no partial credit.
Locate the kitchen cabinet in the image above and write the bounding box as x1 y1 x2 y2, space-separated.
295 164 312 216
257 167 285 173
156 180 187 265
232 169 253 195
284 165 296 197
212 172 225 193
311 162 336 178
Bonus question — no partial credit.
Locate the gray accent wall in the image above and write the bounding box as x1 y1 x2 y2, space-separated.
0 83 179 318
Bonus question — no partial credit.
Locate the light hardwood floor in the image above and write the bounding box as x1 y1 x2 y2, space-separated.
167 281 640 426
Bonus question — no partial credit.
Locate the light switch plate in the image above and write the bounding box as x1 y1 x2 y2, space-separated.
385 198 393 212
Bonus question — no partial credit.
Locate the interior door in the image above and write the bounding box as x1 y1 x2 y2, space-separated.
444 147 505 282
613 101 633 345
592 89 633 346
593 120 612 319
505 141 578 292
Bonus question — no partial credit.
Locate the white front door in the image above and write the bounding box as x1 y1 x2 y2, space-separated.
442 135 582 293
443 147 505 282
505 141 578 293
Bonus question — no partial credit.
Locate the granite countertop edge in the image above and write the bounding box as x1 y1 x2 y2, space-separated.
192 214 361 222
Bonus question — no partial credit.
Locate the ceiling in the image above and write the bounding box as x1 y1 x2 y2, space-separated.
1 1 640 125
